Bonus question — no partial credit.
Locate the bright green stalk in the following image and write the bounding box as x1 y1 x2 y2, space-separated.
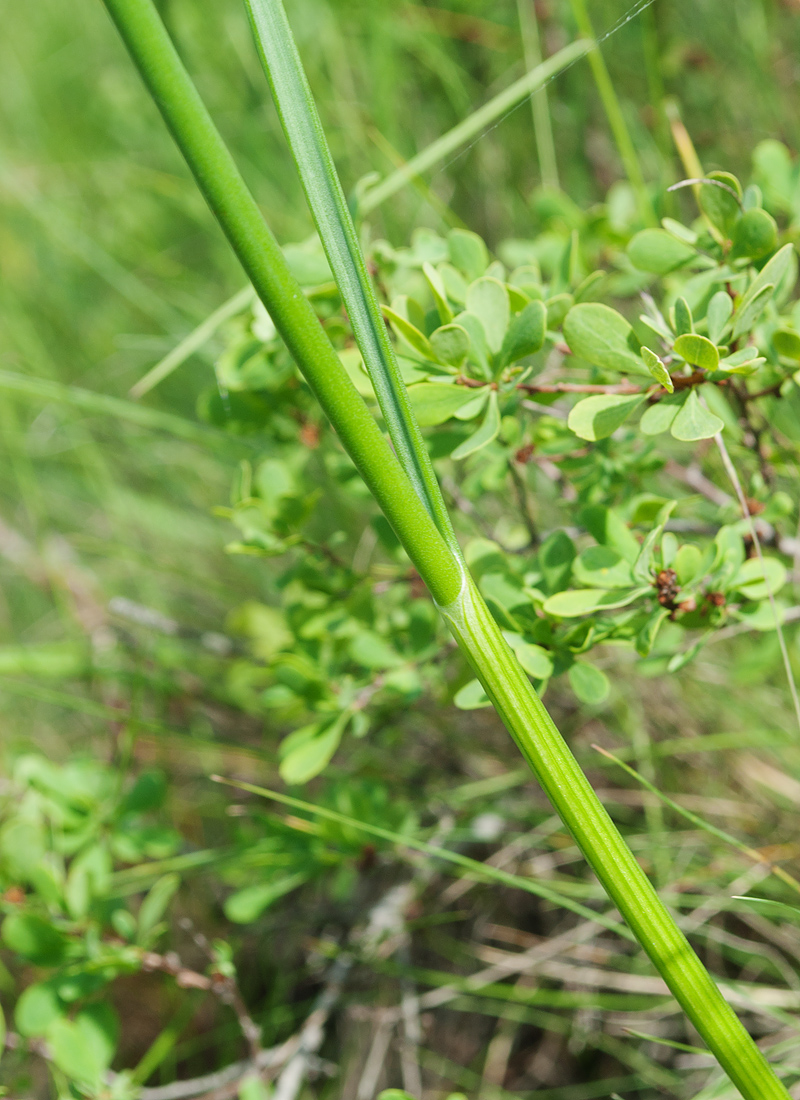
516 0 559 191
358 38 591 216
568 0 655 225
99 0 461 609
97 2 788 1096
243 0 458 551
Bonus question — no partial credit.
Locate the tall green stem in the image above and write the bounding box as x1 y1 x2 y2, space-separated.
96 2 789 1095
99 0 461 609
568 0 655 224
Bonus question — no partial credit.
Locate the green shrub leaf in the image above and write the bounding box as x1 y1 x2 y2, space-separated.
1 912 68 966
451 391 500 459
499 300 546 365
730 208 778 261
568 393 645 441
568 661 610 705
572 546 635 588
671 390 724 441
224 872 307 923
627 228 696 274
454 678 491 709
706 290 733 344
731 557 787 600
563 303 646 375
673 333 719 370
465 278 510 355
543 587 650 618
430 323 470 368
640 346 673 390
407 382 476 426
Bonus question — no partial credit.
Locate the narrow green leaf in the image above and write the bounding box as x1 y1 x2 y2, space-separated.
673 333 719 370
224 872 307 923
640 346 673 391
455 311 491 377
737 242 794 317
357 41 593 215
675 544 703 585
670 390 724 441
382 304 435 361
698 171 743 236
568 393 645 441
563 303 646 375
451 391 501 459
215 774 634 937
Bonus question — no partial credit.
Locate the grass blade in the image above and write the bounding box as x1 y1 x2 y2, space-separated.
130 285 255 398
0 368 236 446
244 0 457 547
359 39 592 215
516 0 559 191
210 775 629 938
568 0 654 224
593 744 800 897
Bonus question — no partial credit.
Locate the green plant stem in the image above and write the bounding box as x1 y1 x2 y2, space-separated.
440 578 789 1100
359 39 591 216
568 0 655 225
99 0 462 609
516 0 559 190
97 2 789 1095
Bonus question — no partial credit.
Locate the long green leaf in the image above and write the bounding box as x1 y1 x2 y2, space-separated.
244 0 457 550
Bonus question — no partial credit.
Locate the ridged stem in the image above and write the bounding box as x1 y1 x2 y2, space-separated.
440 575 789 1100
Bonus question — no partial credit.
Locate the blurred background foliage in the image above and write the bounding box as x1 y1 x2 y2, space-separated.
4 1 800 1098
